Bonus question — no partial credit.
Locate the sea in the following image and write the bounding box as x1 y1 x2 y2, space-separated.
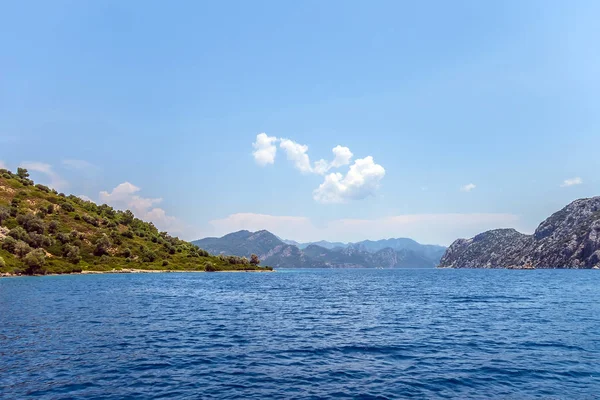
1 269 599 399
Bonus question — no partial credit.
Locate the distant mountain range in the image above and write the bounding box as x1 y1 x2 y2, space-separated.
193 230 446 269
439 196 600 269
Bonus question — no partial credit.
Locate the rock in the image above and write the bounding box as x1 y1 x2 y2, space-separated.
439 196 600 269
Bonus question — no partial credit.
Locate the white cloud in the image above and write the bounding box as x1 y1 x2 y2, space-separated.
252 133 384 202
62 159 97 171
561 177 582 187
78 195 95 203
313 145 354 175
331 145 353 168
207 212 522 246
252 133 278 166
313 156 385 203
99 182 184 234
461 183 476 192
19 161 68 190
279 138 313 173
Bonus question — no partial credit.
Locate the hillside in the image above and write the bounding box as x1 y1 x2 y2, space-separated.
194 230 445 268
438 196 600 269
0 168 271 275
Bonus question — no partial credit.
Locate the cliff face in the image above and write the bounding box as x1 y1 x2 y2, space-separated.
439 197 600 269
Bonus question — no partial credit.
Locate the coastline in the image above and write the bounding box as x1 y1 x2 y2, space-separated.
0 268 275 278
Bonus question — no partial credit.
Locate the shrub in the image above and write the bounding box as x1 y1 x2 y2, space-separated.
122 248 132 258
162 260 169 267
8 226 29 242
94 234 112 256
28 233 53 248
82 214 99 227
48 220 59 234
15 241 32 258
46 204 54 214
60 202 75 212
141 248 157 263
17 213 46 234
1 236 17 253
56 232 70 244
0 207 9 225
35 184 51 193
24 249 46 274
121 230 134 239
0 256 5 269
204 262 217 272
64 245 81 264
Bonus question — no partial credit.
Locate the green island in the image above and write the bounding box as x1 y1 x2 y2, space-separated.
0 168 273 276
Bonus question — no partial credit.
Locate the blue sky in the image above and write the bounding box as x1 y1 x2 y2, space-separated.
1 0 599 245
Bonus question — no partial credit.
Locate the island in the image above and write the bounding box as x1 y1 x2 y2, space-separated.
0 168 272 276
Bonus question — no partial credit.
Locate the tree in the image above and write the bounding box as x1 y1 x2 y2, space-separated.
8 226 29 242
250 254 260 266
48 220 59 234
94 234 112 256
0 207 9 225
1 236 17 253
15 241 32 258
24 248 46 274
16 167 29 179
64 245 81 264
17 213 45 234
121 210 134 225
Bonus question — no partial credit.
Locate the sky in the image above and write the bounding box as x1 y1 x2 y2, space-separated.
1 0 599 245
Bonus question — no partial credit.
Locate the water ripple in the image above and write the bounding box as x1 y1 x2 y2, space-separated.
1 269 599 399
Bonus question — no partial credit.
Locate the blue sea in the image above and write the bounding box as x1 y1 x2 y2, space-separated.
1 269 599 399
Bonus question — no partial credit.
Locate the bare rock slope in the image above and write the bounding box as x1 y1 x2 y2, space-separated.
439 197 600 269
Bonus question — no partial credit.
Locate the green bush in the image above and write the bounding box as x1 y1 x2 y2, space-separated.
24 248 46 274
94 234 111 256
64 244 81 264
2 236 17 253
60 202 75 212
15 241 32 258
0 256 5 269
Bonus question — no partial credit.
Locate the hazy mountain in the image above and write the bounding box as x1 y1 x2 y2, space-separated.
439 196 600 269
193 231 446 268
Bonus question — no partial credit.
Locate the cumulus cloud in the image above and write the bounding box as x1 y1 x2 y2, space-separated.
561 177 582 187
252 133 381 202
208 212 522 246
99 182 183 234
279 139 313 173
252 133 278 166
19 161 68 190
331 145 353 168
461 183 476 192
313 156 385 203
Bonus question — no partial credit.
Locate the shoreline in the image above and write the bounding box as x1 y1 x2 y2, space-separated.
0 268 275 278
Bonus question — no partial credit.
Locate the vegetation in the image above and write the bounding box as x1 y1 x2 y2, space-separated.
0 168 273 275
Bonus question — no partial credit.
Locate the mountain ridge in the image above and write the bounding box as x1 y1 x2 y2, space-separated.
193 231 446 268
438 196 600 269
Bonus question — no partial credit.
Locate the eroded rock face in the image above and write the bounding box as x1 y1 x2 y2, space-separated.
439 197 600 269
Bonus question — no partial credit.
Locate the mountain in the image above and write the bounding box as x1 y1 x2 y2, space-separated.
194 231 446 268
0 168 271 275
439 196 600 269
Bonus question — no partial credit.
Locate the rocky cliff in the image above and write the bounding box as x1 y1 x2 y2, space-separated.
439 196 600 269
